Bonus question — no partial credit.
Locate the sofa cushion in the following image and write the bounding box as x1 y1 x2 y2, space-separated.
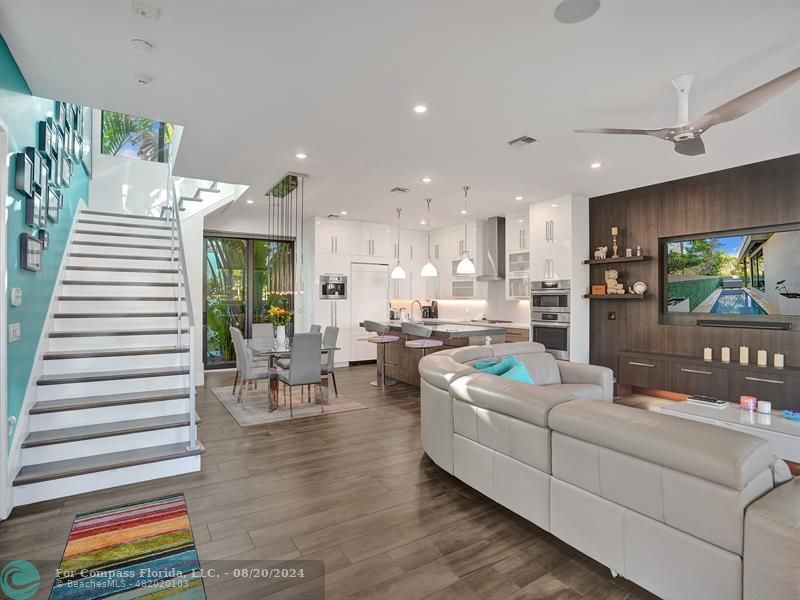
549 383 604 401
549 400 775 490
514 352 561 385
449 373 575 427
418 354 479 390
501 362 534 384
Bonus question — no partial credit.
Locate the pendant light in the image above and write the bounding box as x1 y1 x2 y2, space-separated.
420 198 438 277
456 186 476 275
390 208 407 279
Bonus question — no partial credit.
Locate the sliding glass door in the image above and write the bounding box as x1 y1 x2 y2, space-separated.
204 234 294 369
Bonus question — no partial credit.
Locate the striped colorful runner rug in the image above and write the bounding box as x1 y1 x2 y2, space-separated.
50 493 206 599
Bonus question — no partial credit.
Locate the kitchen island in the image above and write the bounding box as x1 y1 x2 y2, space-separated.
361 320 509 386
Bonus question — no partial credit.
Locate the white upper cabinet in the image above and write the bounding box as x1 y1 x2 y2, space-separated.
529 201 572 245
506 210 529 251
352 223 392 259
315 220 352 256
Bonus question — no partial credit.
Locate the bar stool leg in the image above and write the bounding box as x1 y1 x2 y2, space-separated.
370 342 397 387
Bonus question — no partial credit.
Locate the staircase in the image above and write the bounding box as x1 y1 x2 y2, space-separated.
12 208 203 506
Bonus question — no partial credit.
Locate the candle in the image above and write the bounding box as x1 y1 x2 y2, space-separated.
757 350 767 367
740 395 757 411
611 226 618 235
703 347 713 361
757 400 772 414
774 353 785 369
739 346 749 365
721 347 730 363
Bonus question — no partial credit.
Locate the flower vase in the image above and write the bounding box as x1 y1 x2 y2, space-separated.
276 325 287 349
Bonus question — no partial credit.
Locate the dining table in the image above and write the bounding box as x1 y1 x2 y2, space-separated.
246 339 340 411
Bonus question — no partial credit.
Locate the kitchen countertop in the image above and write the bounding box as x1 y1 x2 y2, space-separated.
369 320 509 338
413 318 530 330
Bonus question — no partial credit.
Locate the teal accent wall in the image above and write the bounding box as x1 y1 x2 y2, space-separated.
2 34 90 449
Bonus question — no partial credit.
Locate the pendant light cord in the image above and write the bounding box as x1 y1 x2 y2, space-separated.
462 186 470 255
396 208 402 264
425 198 432 258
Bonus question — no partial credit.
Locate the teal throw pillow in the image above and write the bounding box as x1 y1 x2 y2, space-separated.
501 362 534 384
478 355 519 376
473 358 500 370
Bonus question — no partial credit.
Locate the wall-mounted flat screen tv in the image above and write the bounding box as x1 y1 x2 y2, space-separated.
662 225 800 322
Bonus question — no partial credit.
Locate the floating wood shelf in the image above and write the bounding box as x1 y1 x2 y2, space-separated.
583 255 648 265
583 294 645 300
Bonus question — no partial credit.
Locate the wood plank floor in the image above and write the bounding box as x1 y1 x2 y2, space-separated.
0 366 658 600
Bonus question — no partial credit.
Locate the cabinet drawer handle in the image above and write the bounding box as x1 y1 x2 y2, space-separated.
628 361 655 368
681 368 712 376
745 376 784 385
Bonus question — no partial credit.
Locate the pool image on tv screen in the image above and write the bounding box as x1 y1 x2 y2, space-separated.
665 229 800 317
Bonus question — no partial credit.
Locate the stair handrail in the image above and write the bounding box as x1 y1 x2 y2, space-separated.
165 164 198 451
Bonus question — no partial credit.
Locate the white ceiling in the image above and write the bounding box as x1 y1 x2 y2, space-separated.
2 0 799 229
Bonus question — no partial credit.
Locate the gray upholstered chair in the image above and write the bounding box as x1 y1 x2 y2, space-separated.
230 327 274 405
310 324 322 333
363 320 399 388
401 322 443 399
276 333 322 416
252 323 275 347
321 326 340 397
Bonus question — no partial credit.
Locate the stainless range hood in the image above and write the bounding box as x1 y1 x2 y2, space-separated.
477 216 506 281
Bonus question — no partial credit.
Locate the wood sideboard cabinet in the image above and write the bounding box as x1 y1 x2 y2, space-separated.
618 351 800 411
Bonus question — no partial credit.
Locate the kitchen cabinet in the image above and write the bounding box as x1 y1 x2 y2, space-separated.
528 240 572 280
315 220 352 256
506 210 529 251
317 298 351 365
507 274 530 299
529 201 572 245
448 222 478 259
352 223 391 259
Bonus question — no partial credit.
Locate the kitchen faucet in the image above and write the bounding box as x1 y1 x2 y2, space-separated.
410 299 423 323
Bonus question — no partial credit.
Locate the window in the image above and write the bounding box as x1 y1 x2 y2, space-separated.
100 110 173 163
750 249 765 292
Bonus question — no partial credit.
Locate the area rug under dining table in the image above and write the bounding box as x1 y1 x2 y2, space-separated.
49 493 205 599
211 386 366 427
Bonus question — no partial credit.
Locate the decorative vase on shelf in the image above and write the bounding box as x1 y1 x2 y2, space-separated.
276 325 287 348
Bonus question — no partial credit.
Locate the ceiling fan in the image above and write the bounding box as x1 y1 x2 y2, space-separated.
575 66 800 156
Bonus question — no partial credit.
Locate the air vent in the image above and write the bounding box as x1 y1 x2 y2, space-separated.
390 187 410 194
326 214 340 219
507 136 539 147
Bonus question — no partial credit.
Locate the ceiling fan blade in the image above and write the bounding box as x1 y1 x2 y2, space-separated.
690 66 800 132
674 136 706 156
575 127 669 138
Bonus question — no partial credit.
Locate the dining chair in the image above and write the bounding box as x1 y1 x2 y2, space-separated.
310 324 322 333
230 327 274 405
252 323 275 346
321 326 340 397
276 324 323 370
276 333 322 416
401 322 443 399
363 320 399 387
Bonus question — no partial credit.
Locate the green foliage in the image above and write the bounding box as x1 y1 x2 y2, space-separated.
101 111 173 162
667 277 723 311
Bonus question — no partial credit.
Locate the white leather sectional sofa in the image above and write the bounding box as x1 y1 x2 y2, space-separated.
419 343 799 600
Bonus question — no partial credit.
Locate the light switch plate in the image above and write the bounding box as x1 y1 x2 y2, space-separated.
10 288 22 307
9 323 21 342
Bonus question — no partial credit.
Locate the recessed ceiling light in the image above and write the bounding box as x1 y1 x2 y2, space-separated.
590 162 602 169
551 203 559 207
420 220 426 225
515 196 523 201
413 105 428 114
295 152 307 159
460 209 467 215
245 199 254 204
340 210 348 215
421 177 432 183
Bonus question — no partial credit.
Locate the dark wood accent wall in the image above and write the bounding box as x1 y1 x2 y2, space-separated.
589 154 800 385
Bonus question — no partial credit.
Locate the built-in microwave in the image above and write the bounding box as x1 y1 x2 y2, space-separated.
530 279 570 312
319 274 347 299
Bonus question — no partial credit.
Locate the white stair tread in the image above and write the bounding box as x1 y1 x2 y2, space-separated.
66 266 178 273
81 210 166 222
50 329 188 338
14 442 204 486
31 388 192 413
58 297 180 302
77 219 171 231
61 281 178 287
23 413 200 448
75 230 172 240
43 346 188 360
54 313 187 318
37 366 189 385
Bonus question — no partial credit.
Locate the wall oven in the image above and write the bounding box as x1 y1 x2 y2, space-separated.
319 274 348 299
531 279 570 359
